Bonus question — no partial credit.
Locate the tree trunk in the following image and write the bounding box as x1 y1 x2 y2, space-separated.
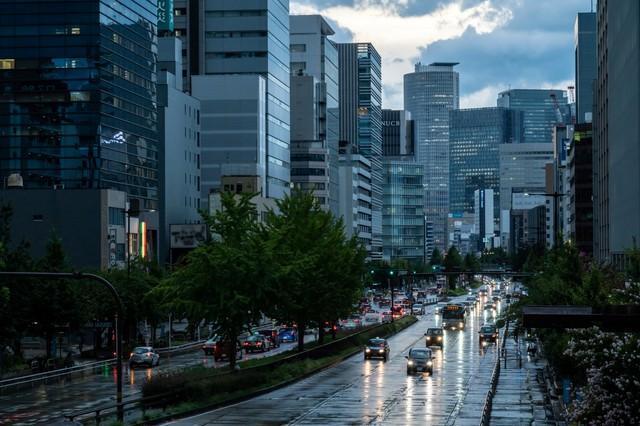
228 332 238 370
318 324 325 344
45 330 53 359
297 324 305 352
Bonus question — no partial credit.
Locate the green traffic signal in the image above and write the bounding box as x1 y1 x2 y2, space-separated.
389 270 394 276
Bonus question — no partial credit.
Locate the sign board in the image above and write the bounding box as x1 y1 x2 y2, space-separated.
170 223 207 249
158 0 174 32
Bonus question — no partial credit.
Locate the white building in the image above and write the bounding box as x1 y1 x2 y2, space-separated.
158 37 201 265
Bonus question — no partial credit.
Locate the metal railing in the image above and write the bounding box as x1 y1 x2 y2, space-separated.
480 320 509 426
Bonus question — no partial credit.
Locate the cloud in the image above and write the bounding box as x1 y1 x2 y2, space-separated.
291 0 513 109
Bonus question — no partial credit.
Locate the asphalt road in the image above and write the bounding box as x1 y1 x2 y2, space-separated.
0 336 315 425
167 294 503 426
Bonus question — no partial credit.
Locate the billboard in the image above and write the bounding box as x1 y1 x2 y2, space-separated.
170 224 207 249
158 0 174 32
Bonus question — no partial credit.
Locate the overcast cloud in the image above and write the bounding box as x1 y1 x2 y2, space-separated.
290 0 593 109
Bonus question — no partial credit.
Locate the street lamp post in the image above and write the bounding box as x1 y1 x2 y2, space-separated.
388 270 395 322
0 272 125 421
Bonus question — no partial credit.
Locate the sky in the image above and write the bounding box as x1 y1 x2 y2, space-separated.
290 0 595 109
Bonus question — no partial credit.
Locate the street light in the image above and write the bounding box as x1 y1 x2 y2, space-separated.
388 270 395 322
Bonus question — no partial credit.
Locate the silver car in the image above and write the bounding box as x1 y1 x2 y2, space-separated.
129 346 160 368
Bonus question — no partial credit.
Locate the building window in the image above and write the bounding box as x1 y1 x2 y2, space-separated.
108 207 125 226
290 44 306 52
175 8 187 16
0 59 15 69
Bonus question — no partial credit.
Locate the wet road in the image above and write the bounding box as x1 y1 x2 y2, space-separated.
167 295 503 426
0 337 315 425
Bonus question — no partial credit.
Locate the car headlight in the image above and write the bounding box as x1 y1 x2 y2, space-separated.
427 361 433 366
426 336 431 340
437 336 442 341
408 360 414 366
459 322 464 327
482 340 487 346
379 349 384 353
366 348 371 353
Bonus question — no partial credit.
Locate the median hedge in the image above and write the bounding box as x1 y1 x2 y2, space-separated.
141 316 417 407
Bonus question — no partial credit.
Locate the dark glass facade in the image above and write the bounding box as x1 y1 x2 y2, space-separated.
0 0 158 208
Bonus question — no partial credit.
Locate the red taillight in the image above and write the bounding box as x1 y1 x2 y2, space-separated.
257 342 262 346
243 342 249 346
333 325 337 331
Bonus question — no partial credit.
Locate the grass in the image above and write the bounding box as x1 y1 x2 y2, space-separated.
134 316 417 425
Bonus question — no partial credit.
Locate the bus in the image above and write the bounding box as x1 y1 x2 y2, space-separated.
442 304 466 330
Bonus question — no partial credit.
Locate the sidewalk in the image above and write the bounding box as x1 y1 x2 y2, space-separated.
489 336 556 425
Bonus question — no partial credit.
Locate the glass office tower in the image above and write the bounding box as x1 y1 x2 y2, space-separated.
0 0 158 209
403 62 459 256
449 107 521 217
339 43 383 260
574 12 596 124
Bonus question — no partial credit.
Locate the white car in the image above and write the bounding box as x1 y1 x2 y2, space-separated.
412 304 424 315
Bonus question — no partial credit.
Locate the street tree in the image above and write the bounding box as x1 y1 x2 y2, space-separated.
263 190 365 350
430 248 443 266
443 246 462 291
154 192 267 368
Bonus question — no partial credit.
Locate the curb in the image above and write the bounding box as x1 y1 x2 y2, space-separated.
142 317 419 425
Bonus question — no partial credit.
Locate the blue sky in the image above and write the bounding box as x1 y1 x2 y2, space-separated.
291 0 595 109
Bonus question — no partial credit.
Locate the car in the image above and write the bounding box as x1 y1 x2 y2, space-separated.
243 335 269 353
341 320 358 330
412 303 424 315
466 296 477 304
129 347 159 368
484 303 496 312
278 327 297 343
364 337 390 361
434 304 446 314
406 347 434 375
214 339 244 362
492 295 501 302
479 324 498 347
257 328 280 348
381 312 392 323
424 327 444 348
202 336 221 355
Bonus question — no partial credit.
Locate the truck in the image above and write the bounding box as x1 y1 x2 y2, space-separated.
442 304 466 330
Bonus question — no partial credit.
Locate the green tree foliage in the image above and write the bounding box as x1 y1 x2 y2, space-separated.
154 192 266 368
463 253 480 286
443 246 462 290
429 248 443 265
264 190 366 350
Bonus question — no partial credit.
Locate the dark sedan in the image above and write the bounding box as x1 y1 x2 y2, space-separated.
364 337 390 361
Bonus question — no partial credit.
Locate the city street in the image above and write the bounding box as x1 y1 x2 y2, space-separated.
167 295 502 426
0 336 314 425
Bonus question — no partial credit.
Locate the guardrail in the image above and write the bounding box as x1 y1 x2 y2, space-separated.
480 320 509 426
64 317 418 425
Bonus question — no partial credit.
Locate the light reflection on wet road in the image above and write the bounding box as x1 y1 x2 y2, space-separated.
168 295 502 426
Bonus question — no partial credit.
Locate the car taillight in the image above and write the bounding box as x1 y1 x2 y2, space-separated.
257 342 262 346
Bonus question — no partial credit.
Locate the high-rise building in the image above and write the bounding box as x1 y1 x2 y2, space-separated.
338 154 373 257
0 0 159 268
382 160 424 264
449 107 521 217
338 43 383 260
594 0 640 266
404 62 459 256
497 89 568 144
575 12 597 124
158 37 201 265
187 0 291 201
474 189 495 251
289 15 339 215
568 123 593 256
382 110 414 157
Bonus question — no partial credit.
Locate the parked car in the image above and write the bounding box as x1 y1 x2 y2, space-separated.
278 327 297 343
406 347 434 375
129 347 159 368
243 335 270 353
202 336 221 355
364 337 390 361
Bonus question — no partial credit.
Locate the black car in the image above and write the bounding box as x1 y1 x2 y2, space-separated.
406 347 434 375
257 328 280 348
424 327 444 348
364 337 390 361
479 325 498 346
243 335 269 353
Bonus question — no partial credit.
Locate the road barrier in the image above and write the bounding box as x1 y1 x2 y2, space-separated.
480 320 509 426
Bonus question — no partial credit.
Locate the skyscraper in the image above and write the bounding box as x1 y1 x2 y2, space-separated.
381 110 414 157
188 1 291 201
594 0 640 266
575 12 597 124
404 62 460 256
449 107 521 217
338 43 383 260
497 89 568 144
290 15 339 215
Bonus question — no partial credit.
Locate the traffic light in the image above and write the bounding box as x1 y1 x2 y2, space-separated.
370 269 375 275
389 270 394 276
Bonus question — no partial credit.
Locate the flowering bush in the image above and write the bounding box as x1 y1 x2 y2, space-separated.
565 327 640 425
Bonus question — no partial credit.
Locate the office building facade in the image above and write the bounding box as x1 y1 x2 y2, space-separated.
568 123 593 256
474 189 495 251
158 37 201 265
594 0 640 266
338 43 383 260
497 89 567 145
382 110 414 157
289 15 339 215
338 154 373 257
404 62 459 256
382 160 424 264
449 107 521 217
575 12 597 124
